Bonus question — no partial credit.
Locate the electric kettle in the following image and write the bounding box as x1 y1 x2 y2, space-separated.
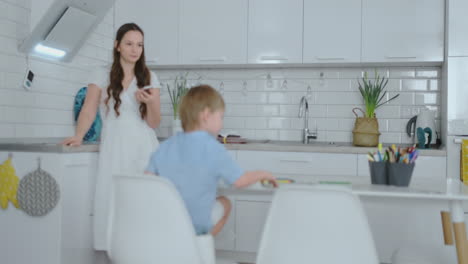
406 109 437 148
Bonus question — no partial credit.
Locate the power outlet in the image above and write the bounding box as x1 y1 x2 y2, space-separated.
23 69 34 90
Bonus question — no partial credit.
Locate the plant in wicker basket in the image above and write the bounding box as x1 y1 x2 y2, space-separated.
353 71 399 147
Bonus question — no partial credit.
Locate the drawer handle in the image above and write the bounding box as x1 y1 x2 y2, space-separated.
315 57 345 61
199 56 227 62
280 159 309 163
385 56 417 59
260 56 288 61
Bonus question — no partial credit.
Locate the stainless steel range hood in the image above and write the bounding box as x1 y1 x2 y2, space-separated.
19 0 115 62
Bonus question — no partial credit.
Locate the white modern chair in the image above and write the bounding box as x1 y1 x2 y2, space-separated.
256 184 379 264
107 174 216 264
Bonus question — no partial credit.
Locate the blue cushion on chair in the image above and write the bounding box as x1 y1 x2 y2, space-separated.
73 87 102 142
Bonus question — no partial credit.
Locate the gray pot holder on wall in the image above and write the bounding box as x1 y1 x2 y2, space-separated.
17 163 60 217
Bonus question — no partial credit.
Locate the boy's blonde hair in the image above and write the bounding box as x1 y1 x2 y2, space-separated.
179 84 225 131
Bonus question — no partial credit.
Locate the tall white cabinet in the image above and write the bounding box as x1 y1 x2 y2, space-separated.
178 0 248 65
303 0 361 63
247 0 303 64
114 0 179 65
361 0 444 63
448 0 468 57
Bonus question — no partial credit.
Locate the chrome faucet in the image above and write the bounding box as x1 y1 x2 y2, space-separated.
298 96 317 144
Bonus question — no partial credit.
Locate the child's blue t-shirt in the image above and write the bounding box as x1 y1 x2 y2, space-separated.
146 130 244 235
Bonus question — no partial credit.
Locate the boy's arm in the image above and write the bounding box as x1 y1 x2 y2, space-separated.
233 170 278 188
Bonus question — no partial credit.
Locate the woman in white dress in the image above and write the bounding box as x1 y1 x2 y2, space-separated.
62 23 161 251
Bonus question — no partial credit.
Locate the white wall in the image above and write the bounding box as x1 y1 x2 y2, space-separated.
155 67 441 144
0 0 113 138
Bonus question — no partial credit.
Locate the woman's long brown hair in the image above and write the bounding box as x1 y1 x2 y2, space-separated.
105 23 150 119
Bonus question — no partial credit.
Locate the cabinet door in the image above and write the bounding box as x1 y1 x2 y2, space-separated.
235 200 271 252
214 196 236 251
362 0 444 63
448 0 468 56
303 0 361 63
115 0 179 65
248 0 303 64
179 0 248 64
237 150 357 176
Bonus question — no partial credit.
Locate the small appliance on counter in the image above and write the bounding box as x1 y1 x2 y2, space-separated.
406 109 437 149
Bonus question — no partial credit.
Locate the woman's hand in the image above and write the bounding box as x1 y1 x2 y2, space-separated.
135 88 158 105
61 136 83 147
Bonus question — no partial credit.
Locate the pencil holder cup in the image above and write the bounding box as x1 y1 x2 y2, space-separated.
387 163 415 187
369 161 387 185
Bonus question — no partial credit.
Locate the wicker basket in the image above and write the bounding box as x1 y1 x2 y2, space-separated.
352 108 380 147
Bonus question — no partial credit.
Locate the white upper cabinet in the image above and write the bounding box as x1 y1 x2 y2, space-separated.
448 0 468 57
114 0 179 65
303 0 361 63
178 0 248 65
248 0 303 64
361 0 444 63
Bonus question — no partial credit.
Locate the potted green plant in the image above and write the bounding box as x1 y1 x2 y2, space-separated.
352 70 399 147
167 73 190 134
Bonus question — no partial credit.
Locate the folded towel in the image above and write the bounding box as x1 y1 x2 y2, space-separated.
461 139 468 184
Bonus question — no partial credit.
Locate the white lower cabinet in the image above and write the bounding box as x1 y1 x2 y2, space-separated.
234 200 271 253
0 151 98 264
237 150 357 176
214 196 236 251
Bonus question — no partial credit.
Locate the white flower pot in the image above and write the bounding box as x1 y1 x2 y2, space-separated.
171 118 183 135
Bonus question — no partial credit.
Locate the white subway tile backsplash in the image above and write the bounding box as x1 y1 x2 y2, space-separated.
255 130 279 140
401 79 429 91
375 106 401 119
416 69 439 78
414 93 438 105
268 117 291 129
389 92 414 105
224 117 245 129
389 68 415 78
326 131 352 143
244 92 268 104
315 92 361 105
268 92 289 104
0 124 14 137
379 132 402 144
279 105 299 117
226 105 257 117
279 130 301 141
429 80 439 91
257 105 279 116
245 117 268 129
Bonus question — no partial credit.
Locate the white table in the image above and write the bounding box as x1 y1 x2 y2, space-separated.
349 179 468 264
221 177 468 264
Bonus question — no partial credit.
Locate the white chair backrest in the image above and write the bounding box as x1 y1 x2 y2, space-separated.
107 175 206 264
256 184 379 264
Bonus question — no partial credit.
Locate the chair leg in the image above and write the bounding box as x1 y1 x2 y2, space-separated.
441 211 454 245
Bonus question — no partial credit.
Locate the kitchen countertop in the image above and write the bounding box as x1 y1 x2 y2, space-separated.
0 137 446 156
223 139 446 156
0 138 99 153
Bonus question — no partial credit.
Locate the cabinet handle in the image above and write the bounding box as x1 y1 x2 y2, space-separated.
280 159 309 163
315 57 345 61
385 56 417 59
146 58 159 64
260 56 288 61
199 57 227 62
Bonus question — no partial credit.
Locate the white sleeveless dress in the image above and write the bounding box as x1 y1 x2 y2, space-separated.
90 68 160 250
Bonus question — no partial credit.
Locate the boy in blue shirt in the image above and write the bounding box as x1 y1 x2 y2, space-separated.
145 85 277 235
